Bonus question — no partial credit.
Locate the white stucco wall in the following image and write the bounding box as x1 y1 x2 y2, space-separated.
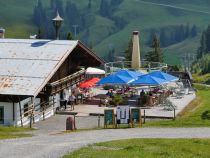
1 88 71 126
16 98 32 126
0 102 14 126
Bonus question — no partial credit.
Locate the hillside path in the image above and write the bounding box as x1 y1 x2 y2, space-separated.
0 128 210 158
138 0 210 15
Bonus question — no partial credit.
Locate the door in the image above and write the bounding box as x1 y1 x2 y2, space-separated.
0 107 4 124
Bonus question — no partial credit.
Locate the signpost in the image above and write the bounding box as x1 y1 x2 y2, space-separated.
130 108 142 127
116 106 130 127
104 109 115 128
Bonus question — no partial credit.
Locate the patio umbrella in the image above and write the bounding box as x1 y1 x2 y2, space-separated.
79 78 100 88
149 71 178 82
130 74 167 86
114 70 144 79
97 74 134 85
88 77 100 83
79 81 94 88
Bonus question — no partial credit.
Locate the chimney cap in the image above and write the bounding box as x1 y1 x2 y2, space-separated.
52 11 63 21
133 31 139 35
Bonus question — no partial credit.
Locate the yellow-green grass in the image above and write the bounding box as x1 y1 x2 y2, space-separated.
0 126 32 140
143 84 210 127
193 73 210 84
63 138 210 158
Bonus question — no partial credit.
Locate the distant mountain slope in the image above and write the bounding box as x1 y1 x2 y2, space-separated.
0 0 209 65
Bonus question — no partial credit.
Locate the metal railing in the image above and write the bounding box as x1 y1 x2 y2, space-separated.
104 61 167 75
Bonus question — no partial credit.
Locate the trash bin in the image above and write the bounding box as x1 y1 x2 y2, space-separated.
66 117 75 131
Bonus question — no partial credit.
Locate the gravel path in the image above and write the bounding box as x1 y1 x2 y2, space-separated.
1 128 210 158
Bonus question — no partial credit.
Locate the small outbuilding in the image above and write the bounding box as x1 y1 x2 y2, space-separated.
0 39 104 126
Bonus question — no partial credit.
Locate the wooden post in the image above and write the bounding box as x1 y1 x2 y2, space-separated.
12 102 15 121
143 109 146 124
52 96 55 115
140 109 142 127
74 114 76 130
18 99 23 127
173 108 176 120
30 97 35 128
98 114 100 128
43 103 45 120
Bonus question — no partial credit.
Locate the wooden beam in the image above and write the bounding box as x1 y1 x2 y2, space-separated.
12 102 15 121
18 98 23 127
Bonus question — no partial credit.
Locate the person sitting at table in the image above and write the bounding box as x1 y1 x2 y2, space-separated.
106 90 113 98
140 89 145 97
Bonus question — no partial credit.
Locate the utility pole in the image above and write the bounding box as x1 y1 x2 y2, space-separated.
72 25 78 38
180 53 195 71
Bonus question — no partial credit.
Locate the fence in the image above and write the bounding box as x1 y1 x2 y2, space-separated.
104 61 168 75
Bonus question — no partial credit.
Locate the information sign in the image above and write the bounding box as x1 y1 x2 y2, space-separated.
104 109 115 128
130 108 142 127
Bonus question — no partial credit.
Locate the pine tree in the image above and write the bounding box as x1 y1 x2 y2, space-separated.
197 25 210 58
185 23 190 38
65 1 81 29
36 28 42 39
146 34 163 62
111 0 123 6
66 32 73 40
191 25 197 37
160 29 166 47
125 39 132 61
124 38 133 67
197 31 206 58
88 0 92 9
206 25 210 52
33 0 47 27
99 0 110 17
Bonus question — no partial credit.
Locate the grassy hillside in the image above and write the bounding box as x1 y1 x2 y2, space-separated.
0 0 210 65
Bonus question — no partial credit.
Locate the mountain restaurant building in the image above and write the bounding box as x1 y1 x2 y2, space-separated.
0 39 104 126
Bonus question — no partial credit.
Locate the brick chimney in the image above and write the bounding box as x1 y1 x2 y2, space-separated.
131 31 141 70
0 28 5 38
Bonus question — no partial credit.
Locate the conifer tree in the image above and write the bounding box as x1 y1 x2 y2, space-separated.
146 34 163 62
99 0 110 17
88 0 92 9
66 32 73 40
124 38 133 67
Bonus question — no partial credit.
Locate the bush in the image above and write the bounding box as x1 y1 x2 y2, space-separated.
112 95 123 106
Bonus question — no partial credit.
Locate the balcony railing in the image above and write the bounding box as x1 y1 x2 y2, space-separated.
104 61 167 75
46 69 85 94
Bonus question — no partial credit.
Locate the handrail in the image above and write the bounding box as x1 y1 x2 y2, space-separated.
104 61 167 74
49 69 85 87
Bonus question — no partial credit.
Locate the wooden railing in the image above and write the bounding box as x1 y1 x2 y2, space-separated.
21 98 55 128
46 69 85 94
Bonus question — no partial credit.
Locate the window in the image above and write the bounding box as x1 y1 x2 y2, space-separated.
0 107 4 124
23 103 29 117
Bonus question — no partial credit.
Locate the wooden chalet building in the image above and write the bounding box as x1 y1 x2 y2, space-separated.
0 39 104 126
